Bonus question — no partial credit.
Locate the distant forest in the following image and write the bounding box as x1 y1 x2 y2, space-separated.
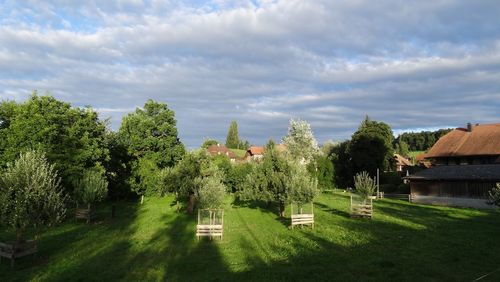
395 129 453 152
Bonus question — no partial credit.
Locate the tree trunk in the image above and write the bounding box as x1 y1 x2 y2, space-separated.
187 194 196 214
279 202 286 218
16 230 23 243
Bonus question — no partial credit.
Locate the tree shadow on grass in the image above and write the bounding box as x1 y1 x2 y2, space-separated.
4 195 500 281
0 199 141 281
314 201 351 218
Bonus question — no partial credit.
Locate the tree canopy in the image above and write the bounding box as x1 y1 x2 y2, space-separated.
119 100 185 196
349 116 394 176
119 99 185 168
282 119 319 163
224 120 250 150
395 129 452 151
225 120 240 149
0 94 109 192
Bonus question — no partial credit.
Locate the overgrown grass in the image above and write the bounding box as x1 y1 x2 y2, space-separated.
2 193 500 281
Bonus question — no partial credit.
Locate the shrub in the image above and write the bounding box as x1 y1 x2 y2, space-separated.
0 150 66 241
74 169 108 208
354 171 376 199
488 183 500 206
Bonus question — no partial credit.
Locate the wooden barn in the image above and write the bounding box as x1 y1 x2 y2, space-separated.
406 123 500 208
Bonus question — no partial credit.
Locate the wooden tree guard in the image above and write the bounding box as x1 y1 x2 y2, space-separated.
196 209 224 241
291 202 314 229
350 196 373 218
0 240 37 268
75 204 96 223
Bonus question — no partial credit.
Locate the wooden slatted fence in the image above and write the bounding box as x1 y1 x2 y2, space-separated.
290 203 314 229
196 209 224 240
350 196 373 218
0 240 37 268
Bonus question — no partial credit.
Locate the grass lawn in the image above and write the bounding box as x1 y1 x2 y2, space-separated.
229 149 246 158
2 193 500 281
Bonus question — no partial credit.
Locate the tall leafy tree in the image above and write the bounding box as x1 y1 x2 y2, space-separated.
395 139 410 157
119 100 185 196
282 118 319 163
349 116 394 176
0 94 109 192
330 140 352 188
225 120 240 149
308 155 334 190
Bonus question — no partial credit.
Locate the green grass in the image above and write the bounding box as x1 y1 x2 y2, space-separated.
229 149 246 158
2 193 500 281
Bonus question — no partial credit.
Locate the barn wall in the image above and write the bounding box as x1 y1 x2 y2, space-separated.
411 195 495 209
410 180 496 199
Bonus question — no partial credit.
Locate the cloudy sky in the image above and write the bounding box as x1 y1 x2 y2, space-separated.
1 1 499 148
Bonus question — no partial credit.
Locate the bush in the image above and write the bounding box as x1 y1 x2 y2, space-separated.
0 150 66 241
354 171 376 199
74 169 108 208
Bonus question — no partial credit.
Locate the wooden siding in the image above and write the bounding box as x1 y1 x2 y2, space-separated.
410 180 496 199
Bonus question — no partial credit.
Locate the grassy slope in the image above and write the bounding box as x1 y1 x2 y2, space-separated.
2 193 500 281
229 149 246 158
408 151 425 159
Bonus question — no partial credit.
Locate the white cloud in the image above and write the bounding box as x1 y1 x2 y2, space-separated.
1 0 499 147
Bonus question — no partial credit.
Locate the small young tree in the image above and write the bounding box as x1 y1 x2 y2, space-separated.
74 169 108 210
354 171 376 200
289 162 318 213
282 119 319 163
0 150 66 242
488 183 500 206
163 150 211 213
195 164 227 209
240 140 291 217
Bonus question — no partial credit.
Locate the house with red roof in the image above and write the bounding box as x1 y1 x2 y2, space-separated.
406 123 500 208
206 144 238 161
243 144 287 161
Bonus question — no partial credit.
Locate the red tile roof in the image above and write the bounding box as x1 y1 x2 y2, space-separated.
247 146 264 155
207 144 238 159
426 123 500 158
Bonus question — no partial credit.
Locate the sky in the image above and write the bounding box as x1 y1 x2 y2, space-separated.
1 0 499 148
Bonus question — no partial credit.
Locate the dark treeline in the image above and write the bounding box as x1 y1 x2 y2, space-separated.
395 129 452 152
